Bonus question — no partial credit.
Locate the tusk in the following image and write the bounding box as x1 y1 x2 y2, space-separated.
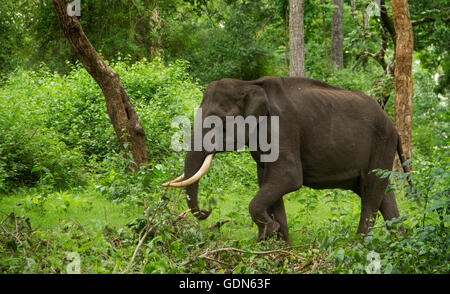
164 154 214 187
162 174 185 187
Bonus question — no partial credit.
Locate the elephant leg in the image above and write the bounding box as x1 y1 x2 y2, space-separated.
256 163 264 187
379 191 405 231
253 160 290 243
254 164 288 241
357 203 379 234
357 140 399 234
268 198 290 245
249 189 281 242
249 149 302 243
249 174 301 242
357 174 386 234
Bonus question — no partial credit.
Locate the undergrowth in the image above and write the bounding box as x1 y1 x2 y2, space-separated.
0 58 448 274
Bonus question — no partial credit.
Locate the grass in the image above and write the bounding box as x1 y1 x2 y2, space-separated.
0 153 439 274
0 188 136 231
0 187 139 273
1 57 446 274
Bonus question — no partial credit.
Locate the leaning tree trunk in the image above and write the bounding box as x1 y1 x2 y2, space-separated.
289 0 305 77
331 0 344 71
392 0 413 170
53 0 147 170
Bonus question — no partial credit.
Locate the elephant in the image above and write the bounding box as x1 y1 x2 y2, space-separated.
163 76 410 245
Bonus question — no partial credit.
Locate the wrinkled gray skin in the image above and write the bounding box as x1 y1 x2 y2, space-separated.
184 76 406 245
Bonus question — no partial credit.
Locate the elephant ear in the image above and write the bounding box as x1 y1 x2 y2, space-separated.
244 85 270 118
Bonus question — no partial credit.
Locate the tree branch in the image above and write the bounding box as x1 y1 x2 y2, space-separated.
179 245 304 267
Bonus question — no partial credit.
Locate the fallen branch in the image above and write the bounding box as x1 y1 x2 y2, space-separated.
180 245 304 267
173 209 192 223
200 246 303 257
207 220 230 230
0 213 25 245
201 256 232 267
0 222 23 245
124 188 171 273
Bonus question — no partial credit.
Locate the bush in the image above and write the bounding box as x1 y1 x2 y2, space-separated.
0 70 86 192
0 58 203 192
331 154 449 274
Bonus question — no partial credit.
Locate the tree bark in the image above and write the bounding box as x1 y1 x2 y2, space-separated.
392 0 413 169
52 0 147 169
321 0 329 71
289 0 305 77
331 0 344 71
283 3 290 75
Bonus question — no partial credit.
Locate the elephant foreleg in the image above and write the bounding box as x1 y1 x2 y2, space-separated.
249 188 280 242
254 163 290 243
268 198 290 245
249 150 302 244
249 170 301 243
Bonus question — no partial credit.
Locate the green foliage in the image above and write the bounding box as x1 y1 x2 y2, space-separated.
160 0 283 83
0 188 137 273
28 0 164 73
343 149 449 274
1 0 287 83
410 0 450 94
0 0 448 274
0 1 21 75
116 57 203 160
0 1 35 76
0 72 86 192
0 58 202 192
412 68 449 158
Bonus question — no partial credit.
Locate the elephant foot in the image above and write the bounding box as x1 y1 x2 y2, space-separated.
257 220 280 242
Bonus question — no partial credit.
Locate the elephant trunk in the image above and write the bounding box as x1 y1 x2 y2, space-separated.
161 108 213 220
184 150 212 220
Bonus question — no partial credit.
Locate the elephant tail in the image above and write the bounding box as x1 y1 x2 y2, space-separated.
397 134 413 187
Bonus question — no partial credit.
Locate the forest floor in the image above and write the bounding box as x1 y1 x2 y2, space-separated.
0 180 418 274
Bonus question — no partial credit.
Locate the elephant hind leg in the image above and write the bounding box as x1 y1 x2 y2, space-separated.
379 191 404 232
357 137 400 234
357 204 379 234
357 173 386 234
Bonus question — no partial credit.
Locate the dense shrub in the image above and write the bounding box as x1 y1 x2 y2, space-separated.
0 58 203 192
0 70 86 192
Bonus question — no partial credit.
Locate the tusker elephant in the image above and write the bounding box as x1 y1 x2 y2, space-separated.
163 76 410 245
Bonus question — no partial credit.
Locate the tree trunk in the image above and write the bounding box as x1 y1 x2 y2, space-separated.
52 0 147 170
321 0 329 71
331 0 344 71
289 0 305 77
284 3 290 75
392 0 413 170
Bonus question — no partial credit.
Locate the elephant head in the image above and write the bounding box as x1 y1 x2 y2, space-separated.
163 78 271 220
